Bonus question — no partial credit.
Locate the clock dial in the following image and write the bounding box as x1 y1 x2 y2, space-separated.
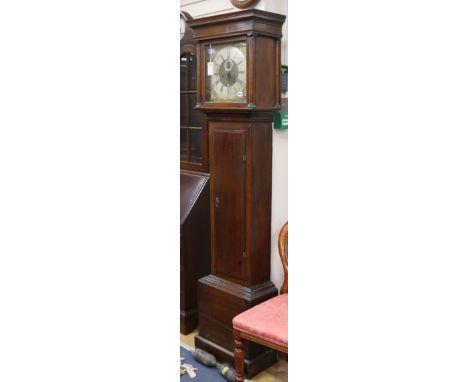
205 43 247 103
180 19 186 40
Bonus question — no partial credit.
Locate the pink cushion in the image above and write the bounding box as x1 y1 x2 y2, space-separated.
233 294 288 348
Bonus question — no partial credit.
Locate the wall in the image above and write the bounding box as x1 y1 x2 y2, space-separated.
181 0 288 290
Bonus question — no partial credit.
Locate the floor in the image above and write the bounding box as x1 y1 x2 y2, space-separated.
180 330 288 382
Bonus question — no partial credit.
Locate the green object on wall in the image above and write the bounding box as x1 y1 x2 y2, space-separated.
274 111 288 129
274 98 288 129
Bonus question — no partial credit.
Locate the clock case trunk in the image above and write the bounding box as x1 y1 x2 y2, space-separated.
188 10 286 378
196 111 279 378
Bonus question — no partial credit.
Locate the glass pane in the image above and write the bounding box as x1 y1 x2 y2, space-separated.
205 42 247 103
189 129 202 163
180 94 187 127
189 93 200 127
180 55 187 91
180 128 188 162
189 54 197 91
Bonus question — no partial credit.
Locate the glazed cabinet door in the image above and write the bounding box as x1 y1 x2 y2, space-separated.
210 122 249 283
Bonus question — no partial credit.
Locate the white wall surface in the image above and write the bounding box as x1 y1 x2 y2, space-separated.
181 0 288 290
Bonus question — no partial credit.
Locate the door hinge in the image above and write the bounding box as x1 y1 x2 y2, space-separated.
242 251 247 258
242 154 246 162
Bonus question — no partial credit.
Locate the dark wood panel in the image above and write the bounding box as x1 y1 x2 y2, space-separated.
188 9 285 41
180 170 211 334
248 121 273 285
180 171 207 223
211 127 247 281
197 275 278 355
254 37 276 108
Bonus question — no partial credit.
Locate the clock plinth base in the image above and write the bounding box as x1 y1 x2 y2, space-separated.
196 274 278 378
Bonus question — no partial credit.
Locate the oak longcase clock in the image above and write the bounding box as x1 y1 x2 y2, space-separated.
179 10 211 335
188 9 286 379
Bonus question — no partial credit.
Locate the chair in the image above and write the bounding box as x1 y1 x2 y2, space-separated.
232 222 288 381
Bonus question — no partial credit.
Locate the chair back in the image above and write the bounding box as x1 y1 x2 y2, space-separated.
278 222 288 294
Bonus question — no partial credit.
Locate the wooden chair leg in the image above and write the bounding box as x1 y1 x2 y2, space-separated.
233 329 245 382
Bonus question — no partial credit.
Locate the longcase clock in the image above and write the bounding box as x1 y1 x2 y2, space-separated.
188 9 286 378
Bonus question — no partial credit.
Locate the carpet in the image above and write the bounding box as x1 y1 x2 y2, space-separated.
180 345 228 382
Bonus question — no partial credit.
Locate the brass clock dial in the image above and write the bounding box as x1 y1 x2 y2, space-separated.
205 42 247 103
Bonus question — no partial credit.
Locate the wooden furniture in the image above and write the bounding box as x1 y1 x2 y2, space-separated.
188 9 286 378
233 222 288 381
180 170 211 334
180 11 211 335
180 11 208 173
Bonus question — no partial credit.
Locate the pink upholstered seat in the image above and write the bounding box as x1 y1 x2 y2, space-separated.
233 293 288 348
